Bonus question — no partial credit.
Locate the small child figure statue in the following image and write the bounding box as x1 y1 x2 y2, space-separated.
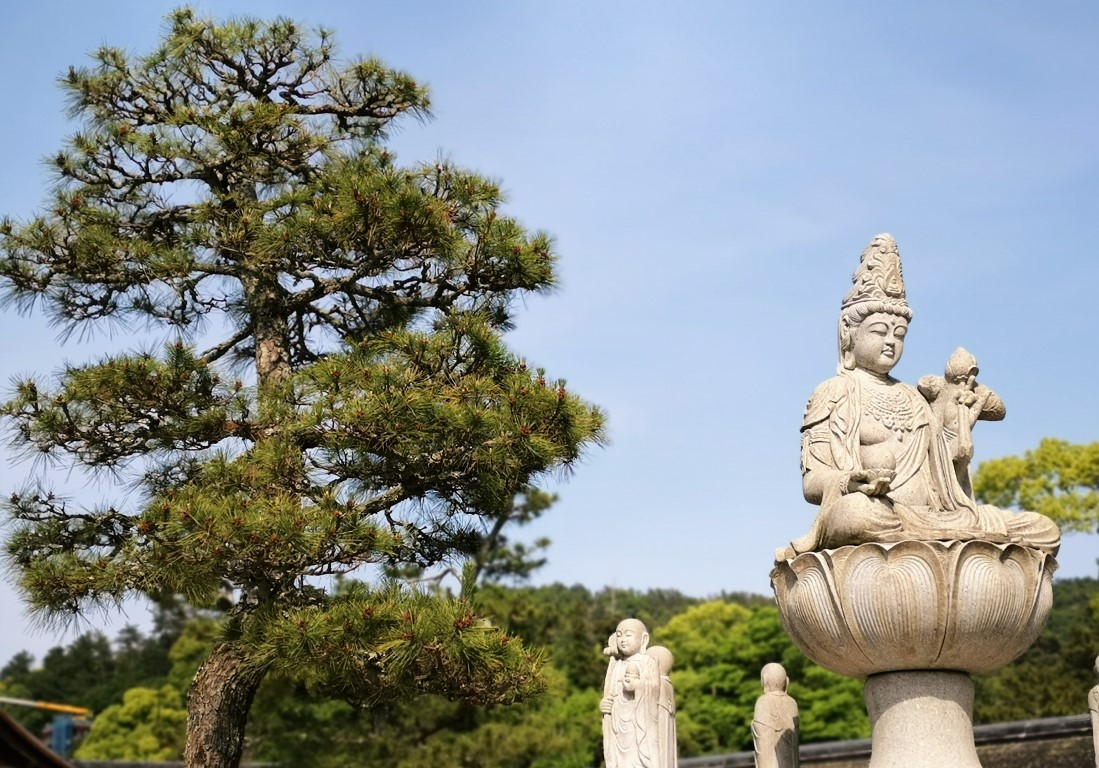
917 347 1005 497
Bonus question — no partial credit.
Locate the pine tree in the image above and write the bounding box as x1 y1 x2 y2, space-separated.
0 9 604 768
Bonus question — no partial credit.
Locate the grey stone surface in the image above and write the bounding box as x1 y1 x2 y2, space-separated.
864 671 979 768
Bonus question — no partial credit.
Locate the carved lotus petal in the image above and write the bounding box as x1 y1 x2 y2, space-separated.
773 551 868 670
939 541 1051 671
834 541 947 669
771 540 1056 678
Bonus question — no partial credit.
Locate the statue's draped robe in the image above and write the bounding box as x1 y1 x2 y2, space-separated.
752 692 799 768
603 654 662 768
656 673 677 768
1089 686 1099 761
793 371 1058 554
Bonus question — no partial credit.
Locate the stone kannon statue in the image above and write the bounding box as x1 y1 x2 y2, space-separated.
601 619 677 768
772 235 1061 768
784 233 1060 558
1089 655 1099 768
752 663 799 768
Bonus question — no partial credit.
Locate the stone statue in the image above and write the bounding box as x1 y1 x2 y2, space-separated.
917 348 1005 497
1090 655 1099 768
784 234 1060 558
647 645 677 768
601 619 675 768
752 663 799 768
773 235 1061 768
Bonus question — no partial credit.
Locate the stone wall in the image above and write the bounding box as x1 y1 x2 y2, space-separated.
679 714 1093 768
66 714 1096 768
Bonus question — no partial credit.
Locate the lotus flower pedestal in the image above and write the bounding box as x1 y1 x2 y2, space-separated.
772 540 1056 768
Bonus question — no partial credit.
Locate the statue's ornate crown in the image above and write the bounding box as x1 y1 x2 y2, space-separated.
841 233 909 312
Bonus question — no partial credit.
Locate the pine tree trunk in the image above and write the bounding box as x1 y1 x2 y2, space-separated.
240 254 292 393
184 641 266 768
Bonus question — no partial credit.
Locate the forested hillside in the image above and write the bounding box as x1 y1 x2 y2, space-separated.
2 577 1095 766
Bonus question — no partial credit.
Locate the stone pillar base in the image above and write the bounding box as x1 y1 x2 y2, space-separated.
864 670 980 768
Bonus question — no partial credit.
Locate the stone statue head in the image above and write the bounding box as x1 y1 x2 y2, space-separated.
614 618 649 657
945 347 978 384
842 312 908 375
838 234 913 372
761 662 789 694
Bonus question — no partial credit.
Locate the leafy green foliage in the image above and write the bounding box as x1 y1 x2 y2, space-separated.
659 601 868 754
243 581 544 707
167 616 225 691
473 583 702 691
7 577 1099 765
974 438 1099 533
244 590 870 766
74 685 188 762
396 684 603 768
0 627 173 733
0 678 36 728
240 584 703 766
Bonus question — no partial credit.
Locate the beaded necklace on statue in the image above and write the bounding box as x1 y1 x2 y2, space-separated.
863 384 916 440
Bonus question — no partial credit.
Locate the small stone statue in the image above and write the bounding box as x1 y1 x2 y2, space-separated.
647 645 677 768
601 619 676 768
782 234 1060 559
752 663 799 768
1089 655 1099 768
917 347 1005 497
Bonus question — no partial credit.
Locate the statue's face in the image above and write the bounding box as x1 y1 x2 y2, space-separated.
615 620 646 656
851 312 907 375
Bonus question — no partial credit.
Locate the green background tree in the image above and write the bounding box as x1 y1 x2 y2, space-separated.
974 438 1099 534
74 685 188 762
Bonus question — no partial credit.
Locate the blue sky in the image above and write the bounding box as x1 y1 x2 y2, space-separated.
0 1 1097 664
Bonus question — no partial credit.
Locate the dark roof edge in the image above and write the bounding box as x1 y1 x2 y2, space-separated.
0 708 75 768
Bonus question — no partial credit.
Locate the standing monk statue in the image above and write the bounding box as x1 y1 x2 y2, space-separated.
647 645 678 768
601 619 675 768
752 663 799 768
